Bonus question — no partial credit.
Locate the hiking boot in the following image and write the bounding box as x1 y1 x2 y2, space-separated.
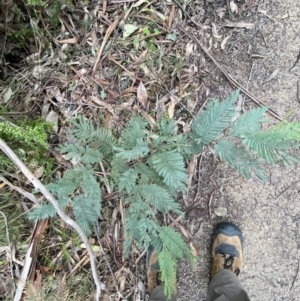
211 222 244 278
146 246 160 294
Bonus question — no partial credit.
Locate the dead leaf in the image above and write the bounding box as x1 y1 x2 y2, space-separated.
189 241 198 258
137 81 148 109
3 87 13 103
216 7 226 19
132 0 147 7
212 22 222 39
45 110 59 133
187 156 197 189
186 42 194 56
230 0 238 13
224 20 255 29
265 69 279 82
221 34 232 50
142 112 156 127
168 97 176 119
55 37 78 44
168 4 176 29
119 276 126 292
34 167 44 179
123 24 139 38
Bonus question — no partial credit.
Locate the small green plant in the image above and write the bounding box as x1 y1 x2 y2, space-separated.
29 90 300 298
0 118 53 175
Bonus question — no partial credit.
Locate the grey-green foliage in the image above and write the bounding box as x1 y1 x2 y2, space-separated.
28 90 300 299
28 115 113 235
29 114 195 298
192 90 300 181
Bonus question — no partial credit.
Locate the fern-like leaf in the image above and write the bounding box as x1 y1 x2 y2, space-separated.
215 139 267 181
60 144 103 165
47 169 82 198
159 227 194 263
81 168 102 216
28 204 57 220
158 249 176 299
230 106 268 137
157 227 195 299
110 157 129 182
134 162 161 185
118 169 138 194
119 116 148 149
141 184 182 215
192 90 239 145
115 138 149 160
73 195 99 235
242 130 299 164
150 151 188 191
124 212 158 256
268 121 300 141
158 118 177 136
68 115 116 157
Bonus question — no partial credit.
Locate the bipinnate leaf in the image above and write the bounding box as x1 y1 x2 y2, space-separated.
118 169 138 194
73 195 99 235
159 249 176 299
192 90 239 145
242 130 298 164
230 106 268 137
150 151 188 191
215 139 267 181
142 184 182 215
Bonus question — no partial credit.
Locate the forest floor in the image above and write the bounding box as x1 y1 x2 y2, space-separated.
1 0 300 300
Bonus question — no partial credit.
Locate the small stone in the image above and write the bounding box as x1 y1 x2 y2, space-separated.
214 207 227 217
46 110 59 133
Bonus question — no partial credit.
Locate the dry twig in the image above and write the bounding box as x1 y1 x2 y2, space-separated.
0 175 39 204
0 139 104 301
179 29 282 121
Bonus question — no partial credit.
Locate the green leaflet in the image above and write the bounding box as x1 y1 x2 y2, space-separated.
159 249 176 299
150 151 188 191
215 139 267 181
192 89 239 144
242 130 298 164
115 138 149 160
141 184 182 215
118 115 148 149
230 106 268 137
31 167 101 236
118 169 138 194
68 114 116 157
158 227 195 298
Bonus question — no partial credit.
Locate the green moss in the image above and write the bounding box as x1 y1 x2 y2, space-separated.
0 118 54 178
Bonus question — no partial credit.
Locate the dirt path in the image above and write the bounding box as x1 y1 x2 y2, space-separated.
176 0 300 300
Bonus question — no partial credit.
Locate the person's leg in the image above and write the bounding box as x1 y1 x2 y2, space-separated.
206 222 251 301
206 270 250 301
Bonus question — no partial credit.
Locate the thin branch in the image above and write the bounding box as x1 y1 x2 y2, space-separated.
290 259 299 291
0 139 103 301
179 28 282 121
208 190 215 223
0 175 39 204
